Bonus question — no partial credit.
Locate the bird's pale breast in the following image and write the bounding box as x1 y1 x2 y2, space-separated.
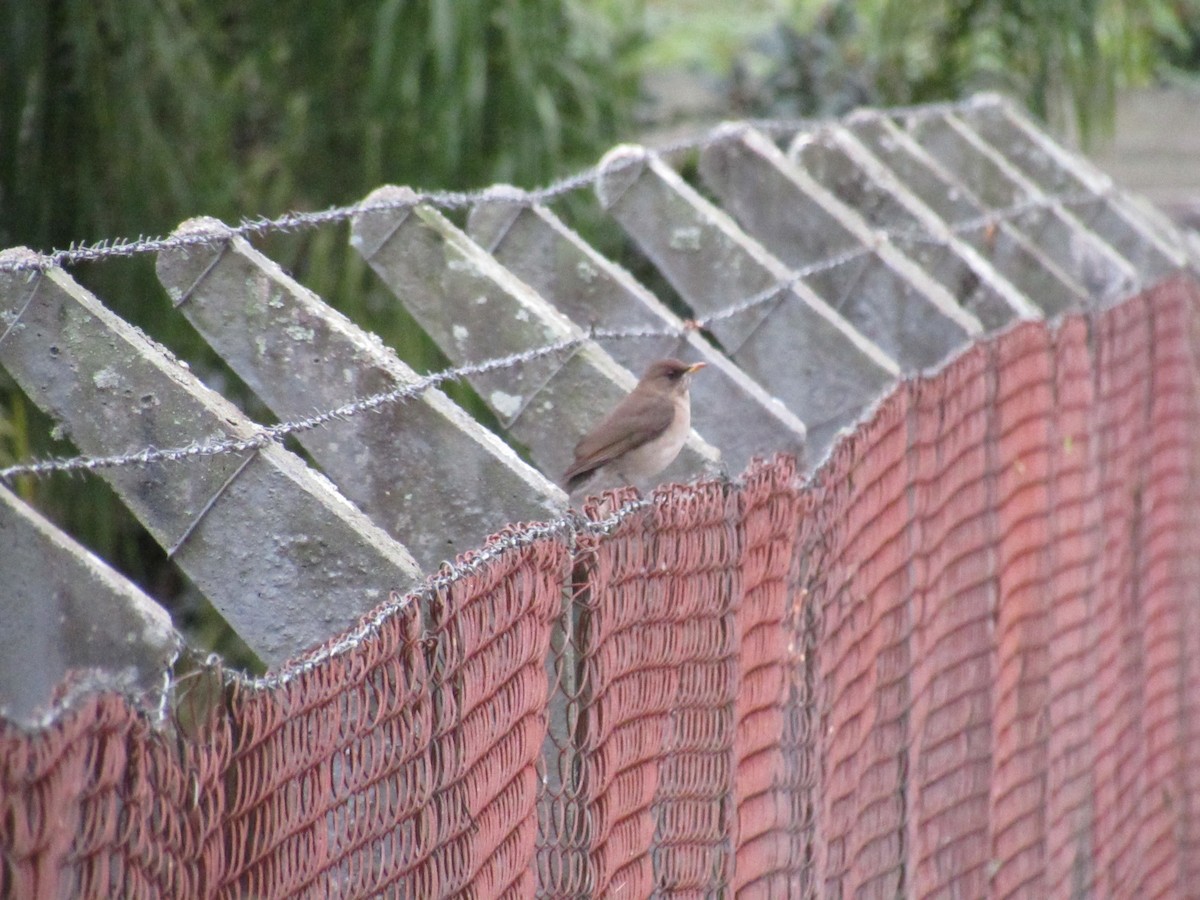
613 390 691 482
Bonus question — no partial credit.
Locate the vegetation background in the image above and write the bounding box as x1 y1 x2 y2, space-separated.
2 0 1198 668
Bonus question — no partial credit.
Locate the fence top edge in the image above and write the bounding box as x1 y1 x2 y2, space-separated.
0 95 1015 276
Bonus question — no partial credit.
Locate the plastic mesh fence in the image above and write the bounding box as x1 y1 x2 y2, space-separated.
4 275 1200 897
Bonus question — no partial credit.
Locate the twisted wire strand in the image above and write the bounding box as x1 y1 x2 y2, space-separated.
0 185 1103 484
0 95 1011 275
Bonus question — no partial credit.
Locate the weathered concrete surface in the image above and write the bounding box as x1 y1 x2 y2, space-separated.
0 249 421 667
157 219 565 572
350 187 720 490
467 198 807 473
893 109 1141 308
0 485 180 726
958 94 1189 277
594 146 900 457
821 113 1087 317
703 124 1040 332
597 144 976 371
699 124 999 336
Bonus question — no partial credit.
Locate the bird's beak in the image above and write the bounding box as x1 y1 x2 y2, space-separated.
684 362 707 374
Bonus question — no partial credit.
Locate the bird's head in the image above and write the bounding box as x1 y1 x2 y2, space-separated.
641 358 707 395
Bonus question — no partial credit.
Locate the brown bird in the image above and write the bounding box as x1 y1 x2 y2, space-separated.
563 358 707 494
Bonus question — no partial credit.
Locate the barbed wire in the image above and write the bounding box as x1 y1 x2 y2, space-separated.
0 126 771 275
233 427 795 692
0 183 1107 484
0 95 1011 276
0 337 581 481
11 478 659 706
240 489 661 690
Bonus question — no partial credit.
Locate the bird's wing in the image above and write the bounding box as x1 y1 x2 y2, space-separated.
563 392 675 483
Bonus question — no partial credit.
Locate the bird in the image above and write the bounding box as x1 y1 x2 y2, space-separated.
563 358 707 495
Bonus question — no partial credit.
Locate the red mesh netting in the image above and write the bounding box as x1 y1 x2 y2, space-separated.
792 274 1200 898
2 534 568 899
4 276 1200 898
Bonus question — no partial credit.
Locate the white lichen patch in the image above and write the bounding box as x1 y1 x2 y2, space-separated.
452 324 470 344
285 324 315 343
669 226 703 252
490 390 523 419
576 259 598 283
92 367 120 390
514 307 530 322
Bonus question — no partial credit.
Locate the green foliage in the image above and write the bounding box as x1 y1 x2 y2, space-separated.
1152 0 1200 78
859 0 1160 143
726 2 880 119
1 0 641 299
647 0 1196 146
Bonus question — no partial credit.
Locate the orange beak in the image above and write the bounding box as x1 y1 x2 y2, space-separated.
684 362 707 374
